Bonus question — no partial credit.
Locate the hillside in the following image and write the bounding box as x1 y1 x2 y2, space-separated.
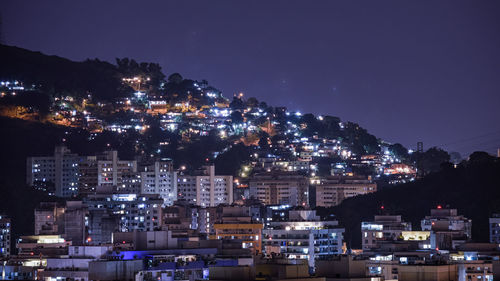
0 44 133 101
1 116 498 250
319 154 500 248
0 117 70 239
1 44 492 251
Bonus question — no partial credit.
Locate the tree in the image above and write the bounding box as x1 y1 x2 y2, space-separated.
258 136 270 150
230 96 245 110
413 147 450 175
300 113 322 137
214 143 251 175
322 116 341 138
388 143 409 160
342 122 380 155
468 151 495 164
259 101 268 110
167 73 183 84
246 97 259 108
317 157 337 176
230 111 244 124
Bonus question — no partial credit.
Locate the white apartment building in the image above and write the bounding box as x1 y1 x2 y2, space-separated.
177 166 233 207
139 161 178 206
263 210 344 269
95 151 137 188
361 215 412 250
27 146 81 197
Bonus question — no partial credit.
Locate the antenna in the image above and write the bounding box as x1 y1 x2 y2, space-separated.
417 142 424 178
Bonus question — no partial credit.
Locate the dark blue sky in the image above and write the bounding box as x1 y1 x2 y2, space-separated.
1 1 500 156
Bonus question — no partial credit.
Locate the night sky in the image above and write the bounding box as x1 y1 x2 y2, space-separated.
1 1 500 156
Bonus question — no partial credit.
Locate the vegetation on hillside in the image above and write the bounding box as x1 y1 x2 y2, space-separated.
318 153 500 248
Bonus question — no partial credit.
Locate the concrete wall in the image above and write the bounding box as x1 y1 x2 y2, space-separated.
398 264 457 281
89 260 143 281
69 245 110 258
46 258 93 269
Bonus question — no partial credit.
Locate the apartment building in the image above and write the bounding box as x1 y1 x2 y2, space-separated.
178 166 233 207
249 172 308 207
263 210 344 269
0 215 11 258
315 176 377 207
361 215 412 250
27 146 81 197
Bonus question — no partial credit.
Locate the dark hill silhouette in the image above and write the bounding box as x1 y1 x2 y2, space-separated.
0 44 133 100
318 155 500 248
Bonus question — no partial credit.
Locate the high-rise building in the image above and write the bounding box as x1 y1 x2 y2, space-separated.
118 172 142 194
489 214 500 244
116 160 178 206
79 151 137 193
0 215 11 258
84 194 163 244
27 146 81 197
34 201 87 245
210 206 263 255
138 160 177 206
263 210 344 269
177 166 233 207
249 172 309 207
361 215 412 250
77 156 99 195
421 206 472 250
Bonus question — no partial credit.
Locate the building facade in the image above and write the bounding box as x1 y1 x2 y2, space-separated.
361 215 412 250
489 214 500 244
263 210 344 269
178 166 233 207
421 207 472 250
84 194 163 244
0 215 11 258
34 201 87 246
249 172 308 207
315 176 377 207
139 160 178 206
210 206 263 255
27 146 81 197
